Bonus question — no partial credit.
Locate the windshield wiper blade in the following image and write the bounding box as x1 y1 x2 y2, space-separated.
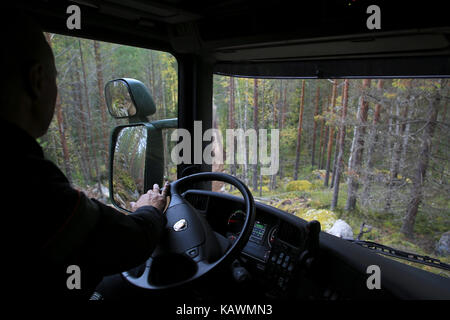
348 240 450 272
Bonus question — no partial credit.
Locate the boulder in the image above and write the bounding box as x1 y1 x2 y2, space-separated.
327 219 354 240
298 209 337 231
99 184 109 198
435 231 450 256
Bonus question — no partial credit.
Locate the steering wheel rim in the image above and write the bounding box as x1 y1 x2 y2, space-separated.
122 172 255 290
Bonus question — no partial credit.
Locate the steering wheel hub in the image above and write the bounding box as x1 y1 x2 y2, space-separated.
173 219 187 232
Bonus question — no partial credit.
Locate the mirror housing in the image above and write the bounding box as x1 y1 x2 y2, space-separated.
109 119 177 212
109 123 149 211
105 78 156 119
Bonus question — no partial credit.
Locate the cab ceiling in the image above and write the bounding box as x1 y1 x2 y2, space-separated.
10 0 450 76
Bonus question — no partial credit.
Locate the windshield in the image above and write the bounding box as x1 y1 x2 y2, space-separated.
212 76 449 277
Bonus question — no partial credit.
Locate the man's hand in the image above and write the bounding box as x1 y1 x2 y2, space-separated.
131 182 170 213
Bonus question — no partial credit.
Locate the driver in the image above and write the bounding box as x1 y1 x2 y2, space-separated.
0 12 169 300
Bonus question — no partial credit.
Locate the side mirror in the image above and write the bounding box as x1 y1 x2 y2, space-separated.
110 121 179 212
105 78 156 119
110 124 148 212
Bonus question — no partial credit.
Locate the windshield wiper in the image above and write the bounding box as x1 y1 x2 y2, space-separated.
348 240 450 272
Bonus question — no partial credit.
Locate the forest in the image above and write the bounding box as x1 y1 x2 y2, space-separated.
213 76 449 274
41 33 449 275
39 33 178 198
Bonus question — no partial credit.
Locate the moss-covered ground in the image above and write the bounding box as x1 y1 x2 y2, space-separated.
227 169 450 278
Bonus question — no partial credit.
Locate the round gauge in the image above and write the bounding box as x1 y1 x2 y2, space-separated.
227 210 246 235
267 225 278 248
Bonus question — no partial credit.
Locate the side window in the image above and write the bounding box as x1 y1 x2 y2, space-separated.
39 33 178 204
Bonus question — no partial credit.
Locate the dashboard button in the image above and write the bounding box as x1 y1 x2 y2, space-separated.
186 247 199 258
288 263 294 272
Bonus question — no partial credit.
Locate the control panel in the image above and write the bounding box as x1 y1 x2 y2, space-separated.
265 239 302 293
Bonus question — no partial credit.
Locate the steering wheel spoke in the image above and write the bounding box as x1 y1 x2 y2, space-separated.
122 257 154 289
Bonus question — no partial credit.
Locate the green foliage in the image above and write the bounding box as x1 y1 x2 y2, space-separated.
43 33 450 277
113 168 137 203
42 33 178 194
285 180 312 192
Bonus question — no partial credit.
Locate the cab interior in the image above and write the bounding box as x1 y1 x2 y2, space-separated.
11 0 450 301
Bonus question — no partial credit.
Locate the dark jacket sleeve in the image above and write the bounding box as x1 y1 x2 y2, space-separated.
81 198 166 276
41 189 166 277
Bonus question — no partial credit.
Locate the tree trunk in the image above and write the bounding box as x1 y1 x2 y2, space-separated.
148 51 159 118
330 127 339 188
318 95 330 169
278 81 284 180
324 80 338 187
281 80 288 128
228 77 236 187
93 41 109 164
73 56 93 183
55 94 73 183
259 80 266 196
385 80 413 211
331 82 348 188
270 87 278 190
433 102 447 157
311 86 320 167
243 80 249 184
434 102 447 184
401 86 441 237
45 33 72 183
331 79 349 210
345 79 371 211
385 103 409 211
293 80 305 180
362 79 384 206
69 68 90 185
79 40 104 198
252 79 259 191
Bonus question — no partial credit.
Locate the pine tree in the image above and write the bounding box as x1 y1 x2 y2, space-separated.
293 80 305 180
345 79 371 211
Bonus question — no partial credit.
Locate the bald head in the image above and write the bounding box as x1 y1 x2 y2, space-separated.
0 11 58 138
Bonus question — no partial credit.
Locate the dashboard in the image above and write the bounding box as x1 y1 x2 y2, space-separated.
179 189 449 300
226 209 277 262
183 190 308 296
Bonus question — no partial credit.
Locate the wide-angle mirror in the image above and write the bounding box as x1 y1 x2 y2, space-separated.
111 125 148 211
105 79 137 118
105 78 156 119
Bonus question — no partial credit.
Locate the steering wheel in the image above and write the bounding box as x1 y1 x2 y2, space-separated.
122 172 255 290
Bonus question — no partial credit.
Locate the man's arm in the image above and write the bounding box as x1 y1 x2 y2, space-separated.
40 182 169 277
79 198 166 275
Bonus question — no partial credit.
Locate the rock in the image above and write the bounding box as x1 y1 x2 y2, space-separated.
100 184 109 198
435 231 450 256
298 209 337 231
327 219 354 240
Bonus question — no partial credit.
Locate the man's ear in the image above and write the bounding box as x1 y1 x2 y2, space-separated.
27 63 44 99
